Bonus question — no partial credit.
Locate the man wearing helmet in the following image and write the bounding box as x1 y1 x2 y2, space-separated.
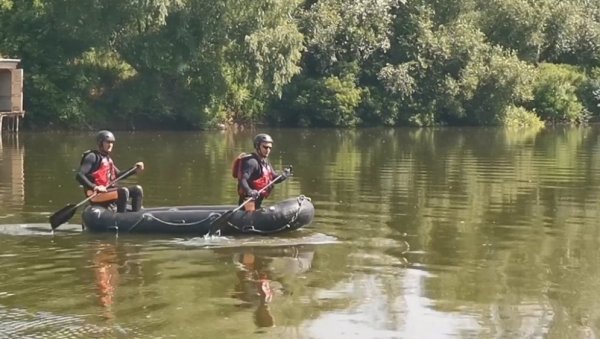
237 133 291 211
75 130 145 213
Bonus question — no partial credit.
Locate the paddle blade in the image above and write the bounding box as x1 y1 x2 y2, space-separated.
49 204 78 229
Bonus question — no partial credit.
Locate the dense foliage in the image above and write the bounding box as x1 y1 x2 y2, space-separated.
1 0 600 129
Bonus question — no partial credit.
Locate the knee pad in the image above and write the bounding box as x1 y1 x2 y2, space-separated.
130 185 143 197
117 187 130 199
130 185 144 212
116 187 130 212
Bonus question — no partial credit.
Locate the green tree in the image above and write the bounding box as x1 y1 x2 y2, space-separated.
0 0 305 128
477 0 551 63
531 63 586 124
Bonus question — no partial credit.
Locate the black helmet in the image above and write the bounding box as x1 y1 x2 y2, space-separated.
96 130 115 145
253 133 274 149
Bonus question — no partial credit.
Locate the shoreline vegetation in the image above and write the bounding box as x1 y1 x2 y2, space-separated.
1 1 599 130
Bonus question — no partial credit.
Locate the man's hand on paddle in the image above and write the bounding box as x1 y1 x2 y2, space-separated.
94 185 108 193
281 165 293 180
249 189 260 200
134 162 145 173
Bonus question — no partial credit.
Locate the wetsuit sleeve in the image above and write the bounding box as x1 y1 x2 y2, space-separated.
75 152 98 190
239 157 260 194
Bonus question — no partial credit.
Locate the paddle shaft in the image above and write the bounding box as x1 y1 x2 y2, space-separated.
73 190 100 209
208 174 283 235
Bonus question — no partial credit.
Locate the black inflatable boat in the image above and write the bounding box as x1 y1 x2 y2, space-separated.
81 195 314 235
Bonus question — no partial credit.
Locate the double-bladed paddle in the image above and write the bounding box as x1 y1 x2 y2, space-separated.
207 174 284 236
49 166 137 230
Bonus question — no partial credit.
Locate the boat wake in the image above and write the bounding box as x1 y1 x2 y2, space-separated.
0 223 82 236
156 231 339 248
0 223 338 249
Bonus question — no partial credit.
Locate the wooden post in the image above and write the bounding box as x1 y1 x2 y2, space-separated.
0 113 25 134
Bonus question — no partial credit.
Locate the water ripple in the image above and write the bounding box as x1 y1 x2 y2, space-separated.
0 305 140 338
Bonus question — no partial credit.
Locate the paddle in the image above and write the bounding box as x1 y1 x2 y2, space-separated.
207 174 284 236
49 166 137 230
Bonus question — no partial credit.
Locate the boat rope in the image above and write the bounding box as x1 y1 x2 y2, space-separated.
127 212 222 232
230 195 311 234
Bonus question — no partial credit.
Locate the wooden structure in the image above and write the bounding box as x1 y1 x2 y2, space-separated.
0 58 24 134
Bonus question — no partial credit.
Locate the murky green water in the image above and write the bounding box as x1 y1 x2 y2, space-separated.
1 127 600 338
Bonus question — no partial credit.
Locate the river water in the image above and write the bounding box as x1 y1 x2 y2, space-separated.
1 127 599 338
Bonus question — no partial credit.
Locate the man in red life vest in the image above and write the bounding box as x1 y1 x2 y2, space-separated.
237 133 291 211
75 130 145 212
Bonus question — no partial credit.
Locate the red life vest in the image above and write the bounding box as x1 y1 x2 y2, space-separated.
82 150 116 186
252 161 274 198
234 153 274 198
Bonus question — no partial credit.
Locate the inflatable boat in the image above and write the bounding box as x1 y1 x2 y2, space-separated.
81 195 314 235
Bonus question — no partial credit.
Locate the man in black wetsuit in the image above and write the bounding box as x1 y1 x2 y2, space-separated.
236 133 291 211
75 130 145 212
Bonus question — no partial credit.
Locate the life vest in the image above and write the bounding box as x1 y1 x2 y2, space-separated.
252 163 274 198
233 153 274 198
81 150 116 187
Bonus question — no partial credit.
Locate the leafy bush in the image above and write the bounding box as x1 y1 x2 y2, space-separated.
501 105 544 128
578 67 600 119
272 74 362 127
532 63 586 124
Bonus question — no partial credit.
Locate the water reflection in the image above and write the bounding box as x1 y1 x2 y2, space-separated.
84 239 321 333
89 241 144 321
0 134 24 211
217 245 315 328
5 127 600 337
